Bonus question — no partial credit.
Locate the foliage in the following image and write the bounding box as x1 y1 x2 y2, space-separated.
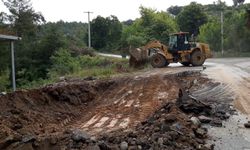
1 0 88 89
0 69 10 91
167 6 183 16
0 43 9 72
90 15 122 52
49 48 80 76
0 12 8 24
44 21 88 48
2 0 45 36
199 20 221 51
177 2 208 35
2 1 250 90
223 8 250 53
120 24 146 50
48 48 129 79
120 6 178 51
233 0 245 6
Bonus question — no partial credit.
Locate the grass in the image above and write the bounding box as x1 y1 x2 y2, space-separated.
17 56 133 90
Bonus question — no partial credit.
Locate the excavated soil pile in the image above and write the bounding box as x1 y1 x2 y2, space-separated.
0 71 234 150
96 102 212 150
0 79 114 150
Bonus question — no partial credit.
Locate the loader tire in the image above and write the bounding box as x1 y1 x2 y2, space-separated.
191 50 205 66
181 62 190 66
151 54 167 68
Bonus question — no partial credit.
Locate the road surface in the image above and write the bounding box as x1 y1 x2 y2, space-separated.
203 58 250 150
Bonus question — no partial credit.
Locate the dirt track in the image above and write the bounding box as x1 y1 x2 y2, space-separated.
0 58 250 149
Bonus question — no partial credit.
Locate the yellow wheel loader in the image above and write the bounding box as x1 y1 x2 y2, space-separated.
129 32 212 68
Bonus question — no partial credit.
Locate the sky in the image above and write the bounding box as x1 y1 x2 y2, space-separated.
0 0 250 23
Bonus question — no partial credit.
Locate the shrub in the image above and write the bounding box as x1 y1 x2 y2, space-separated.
49 48 80 76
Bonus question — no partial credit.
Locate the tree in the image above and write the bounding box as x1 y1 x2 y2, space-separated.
0 12 8 24
90 15 122 51
199 20 221 51
2 0 46 85
224 9 250 53
90 16 108 49
177 2 208 35
139 7 178 44
167 6 183 16
2 0 45 36
233 0 245 6
34 23 67 78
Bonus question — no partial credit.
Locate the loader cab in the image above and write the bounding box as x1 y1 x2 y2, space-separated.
168 32 191 52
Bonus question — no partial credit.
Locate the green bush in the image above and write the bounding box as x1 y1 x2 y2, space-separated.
78 55 112 68
49 48 81 76
0 70 10 92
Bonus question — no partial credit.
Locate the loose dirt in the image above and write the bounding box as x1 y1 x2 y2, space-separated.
0 67 236 150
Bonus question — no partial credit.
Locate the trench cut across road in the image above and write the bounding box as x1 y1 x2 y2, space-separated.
0 34 21 91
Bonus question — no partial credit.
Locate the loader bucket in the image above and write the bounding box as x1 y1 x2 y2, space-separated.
129 48 149 68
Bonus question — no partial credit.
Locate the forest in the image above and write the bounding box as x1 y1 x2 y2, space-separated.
0 0 250 91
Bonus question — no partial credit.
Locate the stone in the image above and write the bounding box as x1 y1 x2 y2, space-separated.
190 117 201 126
128 146 138 150
154 127 160 132
22 135 36 143
194 128 207 138
85 145 100 150
244 123 250 128
50 137 57 145
120 141 128 150
193 79 198 84
211 118 223 127
71 129 90 142
164 114 177 123
11 123 23 130
98 141 111 150
128 132 137 138
198 115 212 123
157 137 163 145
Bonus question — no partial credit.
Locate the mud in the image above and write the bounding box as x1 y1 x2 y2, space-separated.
0 69 234 150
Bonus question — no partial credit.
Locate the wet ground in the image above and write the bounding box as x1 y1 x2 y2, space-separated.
167 58 250 150
203 58 250 150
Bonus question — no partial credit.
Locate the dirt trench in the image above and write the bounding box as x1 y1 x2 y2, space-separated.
0 70 233 150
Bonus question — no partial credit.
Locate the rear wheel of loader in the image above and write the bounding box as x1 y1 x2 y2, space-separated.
181 62 190 66
151 54 167 68
191 50 205 66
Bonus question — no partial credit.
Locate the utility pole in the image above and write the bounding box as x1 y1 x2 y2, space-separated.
221 11 224 56
84 11 93 48
11 41 16 91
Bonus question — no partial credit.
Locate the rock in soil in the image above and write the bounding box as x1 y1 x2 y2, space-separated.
194 128 208 138
191 117 201 126
71 129 91 142
244 123 250 128
120 141 128 150
198 115 212 123
211 118 223 127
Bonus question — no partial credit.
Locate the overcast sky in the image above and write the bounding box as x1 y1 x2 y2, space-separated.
1 0 250 23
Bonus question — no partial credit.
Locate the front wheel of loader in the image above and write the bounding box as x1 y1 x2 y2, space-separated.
190 50 205 66
151 54 167 68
